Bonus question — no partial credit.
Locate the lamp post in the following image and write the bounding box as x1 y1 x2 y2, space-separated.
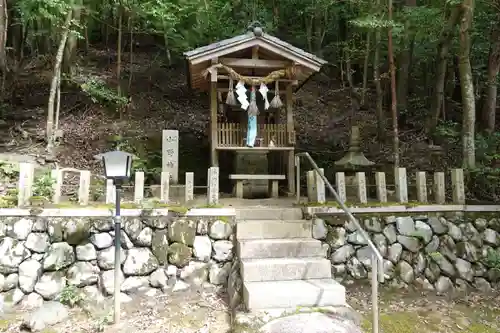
95 150 133 325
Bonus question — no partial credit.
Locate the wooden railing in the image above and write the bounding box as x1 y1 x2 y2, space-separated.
217 123 295 147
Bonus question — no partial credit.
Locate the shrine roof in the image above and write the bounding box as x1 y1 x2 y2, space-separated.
184 31 326 69
184 25 327 91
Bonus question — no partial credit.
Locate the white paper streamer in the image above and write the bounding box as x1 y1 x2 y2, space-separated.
235 81 248 110
259 83 270 109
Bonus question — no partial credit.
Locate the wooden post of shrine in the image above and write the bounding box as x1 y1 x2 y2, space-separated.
286 84 295 195
210 58 219 167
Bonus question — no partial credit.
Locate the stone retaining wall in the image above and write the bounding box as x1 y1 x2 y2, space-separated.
0 211 236 308
312 213 500 292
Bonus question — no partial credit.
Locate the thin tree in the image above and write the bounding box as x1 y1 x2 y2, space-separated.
482 2 500 133
388 0 399 167
458 0 476 168
46 6 74 155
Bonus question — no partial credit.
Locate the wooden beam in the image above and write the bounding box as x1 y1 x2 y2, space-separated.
252 46 259 59
210 58 218 166
285 84 295 195
215 146 294 151
219 57 290 69
217 74 297 85
217 87 285 95
210 57 218 82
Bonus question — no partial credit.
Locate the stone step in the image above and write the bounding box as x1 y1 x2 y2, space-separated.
236 208 303 220
236 220 312 240
241 257 332 282
243 279 346 310
237 239 324 259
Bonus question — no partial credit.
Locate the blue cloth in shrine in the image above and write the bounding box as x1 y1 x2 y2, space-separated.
246 115 257 147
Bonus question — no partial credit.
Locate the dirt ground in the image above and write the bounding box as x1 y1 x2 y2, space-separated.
1 284 499 333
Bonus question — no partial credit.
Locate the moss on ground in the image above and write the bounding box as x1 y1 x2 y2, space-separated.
0 319 10 332
361 305 499 333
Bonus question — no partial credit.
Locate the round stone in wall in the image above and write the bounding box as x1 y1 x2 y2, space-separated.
122 248 159 276
25 233 50 253
209 220 233 240
193 235 212 262
312 219 328 240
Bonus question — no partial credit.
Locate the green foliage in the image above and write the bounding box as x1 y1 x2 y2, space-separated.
79 77 129 109
15 0 72 24
107 134 162 183
436 121 500 201
59 284 85 307
32 172 55 200
0 162 19 179
483 248 500 269
90 177 105 202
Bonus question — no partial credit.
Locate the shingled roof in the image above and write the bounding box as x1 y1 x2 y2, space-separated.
184 25 327 91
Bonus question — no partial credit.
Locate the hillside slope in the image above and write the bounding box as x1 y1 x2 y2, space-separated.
0 48 447 186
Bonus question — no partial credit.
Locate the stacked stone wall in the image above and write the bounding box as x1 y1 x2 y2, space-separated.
0 213 235 308
312 214 500 292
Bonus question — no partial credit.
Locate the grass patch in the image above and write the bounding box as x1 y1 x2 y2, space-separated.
361 305 500 333
362 312 440 333
0 319 10 332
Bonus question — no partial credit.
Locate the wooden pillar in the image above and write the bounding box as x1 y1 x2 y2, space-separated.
285 84 295 195
210 58 219 167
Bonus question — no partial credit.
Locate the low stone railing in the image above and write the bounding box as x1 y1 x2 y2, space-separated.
0 207 236 308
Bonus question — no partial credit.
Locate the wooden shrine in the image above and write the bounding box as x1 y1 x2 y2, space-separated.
184 23 327 197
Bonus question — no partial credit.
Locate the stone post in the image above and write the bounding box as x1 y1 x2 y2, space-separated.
134 172 145 203
51 169 63 204
162 129 179 183
306 171 316 202
207 167 219 205
315 168 326 204
18 163 34 207
161 171 170 203
106 179 116 204
185 172 194 202
415 171 427 203
451 168 465 204
335 172 347 203
78 170 91 205
374 172 387 203
395 167 408 203
433 172 445 204
356 172 367 204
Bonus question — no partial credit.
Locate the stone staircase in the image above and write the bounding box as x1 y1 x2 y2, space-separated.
235 208 346 310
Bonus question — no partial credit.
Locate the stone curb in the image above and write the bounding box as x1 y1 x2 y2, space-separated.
305 205 500 215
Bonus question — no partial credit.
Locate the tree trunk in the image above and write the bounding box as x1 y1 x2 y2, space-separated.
388 0 399 167
0 0 8 99
46 8 73 154
373 27 385 139
361 32 371 105
117 5 123 97
128 15 134 92
396 0 416 113
458 0 476 168
63 0 82 75
0 0 7 72
163 25 172 66
482 21 500 133
427 6 462 135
